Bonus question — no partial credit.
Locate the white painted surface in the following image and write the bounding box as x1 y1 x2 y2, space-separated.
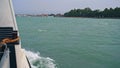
0 46 30 68
0 0 18 30
15 45 30 68
0 0 31 68
0 49 10 68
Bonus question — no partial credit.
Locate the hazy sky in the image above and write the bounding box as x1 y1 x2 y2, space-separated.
12 0 120 14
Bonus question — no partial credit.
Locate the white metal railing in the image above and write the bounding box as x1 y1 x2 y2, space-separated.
0 46 10 68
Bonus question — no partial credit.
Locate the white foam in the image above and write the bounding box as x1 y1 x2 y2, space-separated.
24 49 57 68
38 29 47 32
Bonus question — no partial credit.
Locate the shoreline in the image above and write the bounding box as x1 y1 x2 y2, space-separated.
16 15 120 19
55 16 120 19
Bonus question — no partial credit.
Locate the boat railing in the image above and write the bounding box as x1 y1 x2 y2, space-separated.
0 46 10 68
0 44 8 59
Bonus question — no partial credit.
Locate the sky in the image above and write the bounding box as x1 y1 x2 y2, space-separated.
12 0 120 14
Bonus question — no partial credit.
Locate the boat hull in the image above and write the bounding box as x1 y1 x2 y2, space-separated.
0 0 31 68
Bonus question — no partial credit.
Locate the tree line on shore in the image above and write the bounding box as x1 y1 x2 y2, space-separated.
64 7 120 18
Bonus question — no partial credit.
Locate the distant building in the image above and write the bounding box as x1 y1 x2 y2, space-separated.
40 14 48 17
54 14 63 17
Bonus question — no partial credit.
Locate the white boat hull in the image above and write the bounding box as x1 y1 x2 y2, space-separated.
0 0 31 68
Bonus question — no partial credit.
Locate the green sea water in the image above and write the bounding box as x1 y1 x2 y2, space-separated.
16 16 120 68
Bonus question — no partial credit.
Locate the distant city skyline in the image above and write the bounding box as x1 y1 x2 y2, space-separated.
13 0 120 14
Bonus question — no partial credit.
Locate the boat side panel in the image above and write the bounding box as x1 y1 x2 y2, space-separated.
15 45 31 68
0 0 18 30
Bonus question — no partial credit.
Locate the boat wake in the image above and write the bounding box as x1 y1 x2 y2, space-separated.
24 49 57 68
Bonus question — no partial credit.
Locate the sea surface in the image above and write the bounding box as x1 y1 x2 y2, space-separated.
16 16 120 68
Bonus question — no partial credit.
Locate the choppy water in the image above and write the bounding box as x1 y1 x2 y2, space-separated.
16 16 120 68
